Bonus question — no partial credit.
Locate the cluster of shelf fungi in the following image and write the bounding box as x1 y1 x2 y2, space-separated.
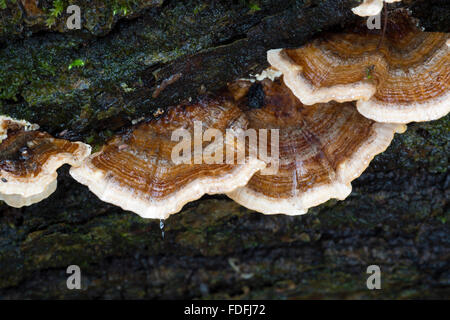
1 4 449 220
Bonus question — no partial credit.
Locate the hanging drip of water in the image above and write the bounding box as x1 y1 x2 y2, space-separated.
160 219 165 239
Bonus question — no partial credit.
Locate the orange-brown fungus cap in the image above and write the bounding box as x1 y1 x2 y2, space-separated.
268 28 449 123
226 78 405 215
69 98 265 219
0 116 91 208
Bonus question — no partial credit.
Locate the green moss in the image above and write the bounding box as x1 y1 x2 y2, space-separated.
85 135 95 144
366 66 373 79
193 3 207 15
397 115 449 173
1 0 273 134
45 0 65 28
436 211 449 224
112 0 139 16
68 58 85 70
249 2 261 12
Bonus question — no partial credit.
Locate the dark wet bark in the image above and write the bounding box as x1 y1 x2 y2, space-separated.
0 0 449 299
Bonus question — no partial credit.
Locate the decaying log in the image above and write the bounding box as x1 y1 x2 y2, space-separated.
0 0 448 299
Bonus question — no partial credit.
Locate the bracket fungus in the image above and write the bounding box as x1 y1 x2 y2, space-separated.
0 116 91 208
352 0 402 17
267 28 450 123
69 98 266 219
226 78 405 215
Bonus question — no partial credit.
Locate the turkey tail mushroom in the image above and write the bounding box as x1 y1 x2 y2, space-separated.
267 27 449 123
226 78 405 215
69 98 265 219
0 116 91 208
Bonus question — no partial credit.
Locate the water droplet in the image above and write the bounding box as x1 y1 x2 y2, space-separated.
160 219 165 239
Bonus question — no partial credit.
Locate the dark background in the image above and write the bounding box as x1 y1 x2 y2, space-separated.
0 0 449 299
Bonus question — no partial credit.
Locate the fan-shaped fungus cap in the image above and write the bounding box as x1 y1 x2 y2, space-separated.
226 78 405 215
0 116 91 208
352 0 402 17
69 98 266 219
267 28 450 123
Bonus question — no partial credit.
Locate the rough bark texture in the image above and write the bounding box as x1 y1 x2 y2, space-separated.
0 0 449 299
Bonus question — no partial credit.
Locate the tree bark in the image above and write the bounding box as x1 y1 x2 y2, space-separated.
0 0 449 299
